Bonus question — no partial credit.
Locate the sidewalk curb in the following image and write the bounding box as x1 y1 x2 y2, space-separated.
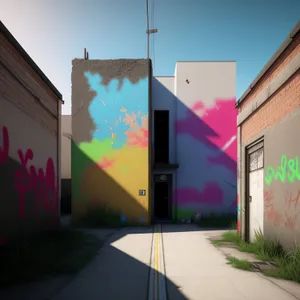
212 241 300 300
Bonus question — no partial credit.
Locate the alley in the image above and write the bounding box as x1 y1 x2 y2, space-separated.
48 225 298 300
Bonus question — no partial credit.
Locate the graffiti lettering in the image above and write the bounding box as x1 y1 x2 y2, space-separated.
264 190 274 204
0 126 58 220
285 190 300 210
264 190 282 226
284 211 300 231
14 149 58 219
266 206 282 227
0 126 9 163
265 155 300 185
264 189 300 231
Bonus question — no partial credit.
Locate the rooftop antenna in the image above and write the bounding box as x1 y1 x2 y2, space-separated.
84 48 89 60
146 0 158 59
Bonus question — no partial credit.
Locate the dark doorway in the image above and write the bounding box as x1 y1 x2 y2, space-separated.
154 110 169 164
153 174 172 222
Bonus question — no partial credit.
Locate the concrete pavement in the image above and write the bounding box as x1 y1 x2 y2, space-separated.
1 225 300 300
162 224 299 300
51 224 300 300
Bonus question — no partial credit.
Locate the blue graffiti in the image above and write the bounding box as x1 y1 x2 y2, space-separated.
84 72 148 149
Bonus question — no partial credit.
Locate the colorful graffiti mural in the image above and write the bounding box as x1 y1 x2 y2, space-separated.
175 98 237 219
71 61 149 225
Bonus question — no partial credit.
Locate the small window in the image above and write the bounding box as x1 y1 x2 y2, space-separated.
154 110 169 164
249 147 264 172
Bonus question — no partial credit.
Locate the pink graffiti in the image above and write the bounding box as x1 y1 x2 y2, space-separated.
0 126 58 234
14 149 58 219
126 128 148 148
97 156 115 169
0 126 9 163
176 183 223 206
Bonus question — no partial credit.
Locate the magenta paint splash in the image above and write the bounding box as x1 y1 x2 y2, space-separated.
176 99 237 156
176 183 224 206
176 98 237 173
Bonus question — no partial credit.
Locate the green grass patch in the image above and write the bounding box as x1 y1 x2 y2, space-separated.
0 228 104 287
227 256 253 271
198 212 237 228
214 229 300 283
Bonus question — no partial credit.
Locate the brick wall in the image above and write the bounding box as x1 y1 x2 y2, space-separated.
239 34 300 144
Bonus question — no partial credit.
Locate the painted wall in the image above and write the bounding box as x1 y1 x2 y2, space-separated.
71 59 150 225
174 62 237 220
61 115 71 215
61 115 71 179
263 110 300 248
0 33 60 246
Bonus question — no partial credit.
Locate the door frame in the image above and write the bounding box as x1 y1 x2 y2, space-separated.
153 174 173 221
245 138 264 242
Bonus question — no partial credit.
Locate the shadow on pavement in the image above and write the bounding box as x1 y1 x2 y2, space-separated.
48 226 189 300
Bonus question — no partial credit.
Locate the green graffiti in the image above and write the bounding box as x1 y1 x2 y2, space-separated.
79 138 113 162
265 155 300 185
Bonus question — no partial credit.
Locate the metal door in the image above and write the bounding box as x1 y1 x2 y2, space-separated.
248 145 264 242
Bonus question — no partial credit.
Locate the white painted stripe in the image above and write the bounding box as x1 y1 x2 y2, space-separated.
221 135 236 151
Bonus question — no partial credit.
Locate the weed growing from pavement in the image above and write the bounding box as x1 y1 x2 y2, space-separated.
0 228 103 287
214 230 300 283
226 256 253 271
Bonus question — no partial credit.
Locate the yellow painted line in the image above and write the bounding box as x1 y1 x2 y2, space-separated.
149 224 167 300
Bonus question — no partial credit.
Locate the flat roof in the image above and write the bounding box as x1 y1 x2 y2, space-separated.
236 20 300 108
176 60 236 63
0 21 63 102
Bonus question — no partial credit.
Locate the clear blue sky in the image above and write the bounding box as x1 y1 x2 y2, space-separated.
1 0 299 115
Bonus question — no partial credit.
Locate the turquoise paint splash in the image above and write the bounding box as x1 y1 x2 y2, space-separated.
84 72 148 149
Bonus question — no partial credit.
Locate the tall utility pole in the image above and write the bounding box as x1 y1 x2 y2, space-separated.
146 0 158 59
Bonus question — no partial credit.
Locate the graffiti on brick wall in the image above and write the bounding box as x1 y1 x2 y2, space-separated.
265 155 300 185
72 70 149 224
175 98 237 220
0 126 58 220
264 189 300 231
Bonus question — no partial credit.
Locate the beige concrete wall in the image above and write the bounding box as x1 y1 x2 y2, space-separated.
0 31 60 245
61 115 71 179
